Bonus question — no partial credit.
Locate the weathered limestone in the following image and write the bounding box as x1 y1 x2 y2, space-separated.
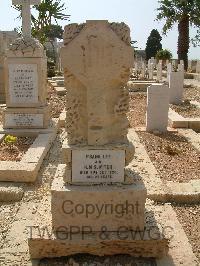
51 175 146 232
3 0 49 129
61 20 132 146
28 20 170 259
169 71 184 104
167 63 172 83
146 84 169 132
148 63 154 80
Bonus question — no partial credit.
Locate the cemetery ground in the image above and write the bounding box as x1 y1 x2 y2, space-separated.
0 81 199 265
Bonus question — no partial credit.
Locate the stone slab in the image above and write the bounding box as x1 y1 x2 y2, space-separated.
168 108 188 128
71 149 125 183
8 63 39 104
0 183 24 202
0 121 57 182
55 87 66 96
127 81 158 92
5 57 47 108
168 108 200 130
58 109 66 128
51 171 147 231
27 197 197 265
3 106 50 129
51 76 64 81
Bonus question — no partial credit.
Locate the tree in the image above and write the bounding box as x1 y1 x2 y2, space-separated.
145 29 162 61
156 49 173 61
156 0 200 70
192 29 200 47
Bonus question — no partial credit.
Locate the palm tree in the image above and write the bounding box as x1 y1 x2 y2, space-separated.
156 0 200 70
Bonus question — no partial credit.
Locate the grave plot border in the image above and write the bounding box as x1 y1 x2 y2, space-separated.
0 119 58 182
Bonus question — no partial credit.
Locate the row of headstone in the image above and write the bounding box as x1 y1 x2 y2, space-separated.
188 59 200 73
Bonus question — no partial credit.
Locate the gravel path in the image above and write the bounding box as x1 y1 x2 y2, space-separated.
173 205 200 262
138 131 200 182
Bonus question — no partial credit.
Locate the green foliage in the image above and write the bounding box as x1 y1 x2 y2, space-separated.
156 0 200 68
12 0 70 43
4 135 17 149
156 49 173 60
145 29 162 61
156 0 200 35
192 29 200 47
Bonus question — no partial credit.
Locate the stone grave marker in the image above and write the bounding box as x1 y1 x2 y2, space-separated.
3 0 49 129
157 62 162 82
148 63 154 80
169 71 184 104
167 63 172 83
28 20 169 259
146 84 169 132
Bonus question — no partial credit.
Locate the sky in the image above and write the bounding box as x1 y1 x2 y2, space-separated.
0 0 199 59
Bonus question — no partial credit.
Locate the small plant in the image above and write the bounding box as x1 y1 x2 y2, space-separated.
165 145 180 156
156 49 173 61
4 135 17 150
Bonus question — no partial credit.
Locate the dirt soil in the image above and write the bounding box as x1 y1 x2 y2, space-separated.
184 86 200 102
173 205 200 262
47 85 65 118
128 92 147 128
138 131 200 182
171 100 200 118
0 136 35 161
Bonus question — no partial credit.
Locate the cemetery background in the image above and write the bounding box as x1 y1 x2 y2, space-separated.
0 0 199 265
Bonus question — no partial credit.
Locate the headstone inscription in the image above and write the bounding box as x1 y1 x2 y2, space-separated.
3 0 49 129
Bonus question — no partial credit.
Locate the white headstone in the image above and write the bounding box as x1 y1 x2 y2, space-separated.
157 62 162 82
148 63 154 80
167 63 172 83
169 72 184 104
146 84 169 132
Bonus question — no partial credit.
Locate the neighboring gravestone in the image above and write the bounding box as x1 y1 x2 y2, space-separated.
0 34 5 103
141 62 145 78
148 63 154 80
146 84 169 132
157 62 162 82
167 63 172 83
3 0 49 129
169 71 184 104
196 60 200 73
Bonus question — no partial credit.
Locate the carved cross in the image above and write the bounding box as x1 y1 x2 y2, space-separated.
12 0 41 38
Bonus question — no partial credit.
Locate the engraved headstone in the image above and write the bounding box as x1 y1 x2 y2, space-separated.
61 20 134 184
8 64 38 104
3 0 49 129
